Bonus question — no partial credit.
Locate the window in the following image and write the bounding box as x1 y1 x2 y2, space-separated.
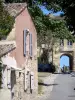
67 40 72 46
7 68 11 89
60 39 64 46
23 29 33 57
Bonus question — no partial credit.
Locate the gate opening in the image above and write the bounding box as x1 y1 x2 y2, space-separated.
60 54 73 71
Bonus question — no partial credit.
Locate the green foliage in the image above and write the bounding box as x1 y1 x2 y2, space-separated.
0 0 14 39
5 0 74 42
28 5 74 47
5 0 26 3
62 66 69 72
36 0 75 34
5 0 75 35
5 0 33 6
38 49 49 64
6 0 75 32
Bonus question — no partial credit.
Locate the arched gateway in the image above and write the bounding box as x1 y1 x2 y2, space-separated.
60 52 73 71
53 39 75 71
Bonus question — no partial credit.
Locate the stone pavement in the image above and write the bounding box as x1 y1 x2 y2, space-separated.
38 73 75 100
50 74 75 100
38 74 58 100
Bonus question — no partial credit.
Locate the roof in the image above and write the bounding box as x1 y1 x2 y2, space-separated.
48 14 65 20
0 41 16 57
4 3 27 17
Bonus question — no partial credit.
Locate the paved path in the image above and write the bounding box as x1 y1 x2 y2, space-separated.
38 74 58 100
38 73 75 100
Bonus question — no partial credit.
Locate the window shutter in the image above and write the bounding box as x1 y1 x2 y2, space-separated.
3 66 7 88
23 30 26 56
7 68 11 89
60 39 64 46
67 40 69 45
70 41 72 45
24 68 29 91
29 34 32 57
30 72 34 90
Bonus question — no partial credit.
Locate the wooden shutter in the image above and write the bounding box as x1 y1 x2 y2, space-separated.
30 72 34 90
29 34 32 57
7 68 11 89
67 40 69 45
23 30 26 56
24 68 30 91
70 41 72 45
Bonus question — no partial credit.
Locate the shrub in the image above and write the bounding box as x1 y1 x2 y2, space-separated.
0 1 14 40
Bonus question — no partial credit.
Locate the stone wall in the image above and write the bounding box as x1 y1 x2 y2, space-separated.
53 39 75 71
11 58 38 100
0 3 38 100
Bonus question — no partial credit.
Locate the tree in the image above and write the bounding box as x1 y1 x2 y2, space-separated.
5 0 75 34
0 0 14 39
28 5 75 64
58 0 75 34
29 5 74 43
4 0 75 58
35 0 75 34
5 0 26 3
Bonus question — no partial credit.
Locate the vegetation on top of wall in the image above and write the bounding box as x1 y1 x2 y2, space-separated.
0 0 14 40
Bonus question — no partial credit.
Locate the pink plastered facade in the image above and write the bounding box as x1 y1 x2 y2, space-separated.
7 6 38 100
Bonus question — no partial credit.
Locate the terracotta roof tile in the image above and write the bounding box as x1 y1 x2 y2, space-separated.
4 3 27 17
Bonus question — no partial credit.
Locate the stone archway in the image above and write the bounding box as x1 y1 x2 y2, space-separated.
53 50 75 71
60 53 73 71
53 39 75 71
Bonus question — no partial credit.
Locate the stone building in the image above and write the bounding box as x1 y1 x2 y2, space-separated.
0 3 37 100
37 39 75 72
53 39 75 71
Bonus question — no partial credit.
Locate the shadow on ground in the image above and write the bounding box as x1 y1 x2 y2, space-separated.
54 72 70 74
38 83 58 86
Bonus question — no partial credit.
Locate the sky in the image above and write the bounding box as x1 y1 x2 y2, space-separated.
60 56 69 68
39 5 64 16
